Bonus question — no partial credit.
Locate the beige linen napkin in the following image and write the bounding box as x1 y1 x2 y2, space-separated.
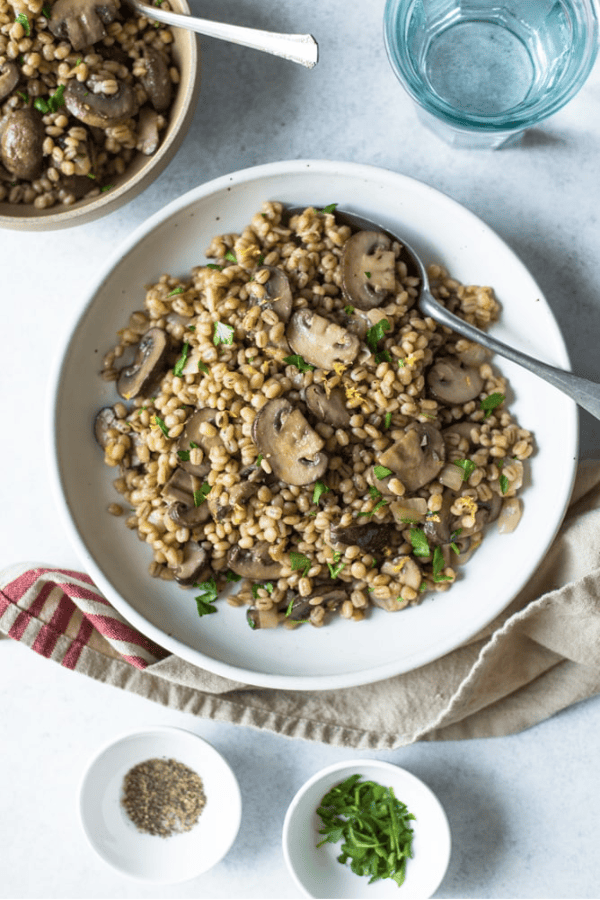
2 461 600 750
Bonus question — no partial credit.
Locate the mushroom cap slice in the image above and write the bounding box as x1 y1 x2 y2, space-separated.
227 542 285 579
161 468 211 527
136 106 161 156
0 61 20 102
64 78 138 128
177 408 223 478
286 309 359 371
304 384 351 428
0 109 44 180
49 0 119 50
172 541 210 585
378 423 445 493
207 481 258 522
341 231 397 310
116 327 169 399
248 267 293 322
427 357 484 405
253 397 328 486
140 45 173 113
330 522 397 556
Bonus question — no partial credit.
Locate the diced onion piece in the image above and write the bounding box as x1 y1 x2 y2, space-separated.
439 463 465 491
497 498 522 534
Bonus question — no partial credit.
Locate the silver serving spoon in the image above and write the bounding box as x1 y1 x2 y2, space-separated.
335 209 600 421
129 0 318 68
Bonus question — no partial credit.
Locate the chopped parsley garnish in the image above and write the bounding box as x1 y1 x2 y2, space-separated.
432 546 452 582
153 414 169 437
398 358 406 368
197 361 209 375
42 5 51 16
283 354 315 373
256 453 264 466
173 341 190 376
15 12 30 34
168 286 184 296
453 458 476 481
316 774 415 888
224 250 237 263
499 473 509 494
409 527 430 557
33 84 65 114
327 550 346 579
313 480 329 505
193 577 218 616
226 570 242 583
100 184 114 192
317 203 337 214
368 485 382 500
374 349 393 365
206 263 223 271
343 305 355 315
177 449 190 461
373 464 393 480
75 56 82 65
450 527 462 555
480 392 505 418
213 321 234 346
193 482 212 506
251 581 274 599
290 551 311 577
358 499 388 518
383 411 392 430
17 91 29 103
187 325 196 330
365 318 391 353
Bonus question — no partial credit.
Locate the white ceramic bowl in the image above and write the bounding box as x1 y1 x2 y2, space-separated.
48 159 578 690
78 726 241 883
282 759 451 899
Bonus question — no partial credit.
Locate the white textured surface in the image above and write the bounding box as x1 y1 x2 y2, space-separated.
2 0 600 897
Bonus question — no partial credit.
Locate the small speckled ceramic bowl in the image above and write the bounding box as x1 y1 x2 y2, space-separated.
282 759 451 899
0 0 199 231
78 726 242 883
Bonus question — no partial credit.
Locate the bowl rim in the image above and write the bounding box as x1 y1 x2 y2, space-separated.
47 157 578 691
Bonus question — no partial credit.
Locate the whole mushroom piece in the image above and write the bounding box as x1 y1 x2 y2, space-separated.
227 542 286 580
286 309 359 371
378 423 445 493
117 327 169 399
252 397 328 486
341 231 397 310
49 0 119 50
64 78 139 128
303 384 351 428
427 357 484 405
161 468 211 528
248 267 293 322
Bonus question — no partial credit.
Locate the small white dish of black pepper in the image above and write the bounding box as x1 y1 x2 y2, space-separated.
78 725 242 883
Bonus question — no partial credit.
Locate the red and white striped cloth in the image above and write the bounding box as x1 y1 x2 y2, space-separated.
0 563 167 670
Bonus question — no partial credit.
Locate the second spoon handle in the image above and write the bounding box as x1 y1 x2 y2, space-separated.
131 0 319 68
420 290 600 419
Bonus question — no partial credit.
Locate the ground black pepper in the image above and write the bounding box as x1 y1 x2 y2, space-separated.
121 757 206 837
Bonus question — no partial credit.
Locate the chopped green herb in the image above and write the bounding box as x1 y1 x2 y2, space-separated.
450 528 463 541
499 473 509 494
197 361 209 375
87 173 96 179
365 318 391 352
450 542 460 555
290 551 311 577
374 349 393 365
453 458 477 481
364 271 372 279
282 353 315 373
383 411 392 430
173 341 190 376
409 527 430 557
33 83 65 114
224 250 237 263
343 305 355 315
42 5 51 16
432 546 452 582
193 577 218 617
17 91 29 103
373 464 393 480
153 414 169 437
101 184 114 192
358 499 388 518
317 203 337 214
213 321 234 346
168 286 184 296
251 581 274 599
75 56 82 65
256 453 264 467
327 556 346 579
480 392 505 418
226 570 242 583
187 325 196 331
316 774 415 888
177 449 190 461
15 12 30 34
189 440 199 449
193 482 212 507
398 358 406 368
313 480 329 505
206 263 223 271
368 485 382 500
257 254 265 266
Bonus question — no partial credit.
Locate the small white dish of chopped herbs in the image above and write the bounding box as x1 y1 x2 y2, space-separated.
78 726 241 883
282 759 450 898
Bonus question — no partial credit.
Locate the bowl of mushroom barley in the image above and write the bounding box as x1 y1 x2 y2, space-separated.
48 159 577 690
0 0 199 230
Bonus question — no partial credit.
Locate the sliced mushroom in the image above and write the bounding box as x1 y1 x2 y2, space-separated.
330 522 397 556
303 384 351 428
227 542 286 579
177 408 223 478
381 555 422 591
497 497 523 534
49 0 119 50
248 267 293 322
172 542 210 585
0 109 44 180
140 45 172 113
286 309 360 371
207 481 258 522
341 231 397 310
0 62 20 101
64 78 138 128
378 423 445 493
247 606 280 629
423 492 455 545
161 468 211 527
253 397 328 486
389 497 429 525
136 106 161 156
116 327 169 399
427 357 484 405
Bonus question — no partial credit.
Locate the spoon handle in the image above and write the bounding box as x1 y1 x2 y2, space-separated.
420 290 600 420
131 0 319 68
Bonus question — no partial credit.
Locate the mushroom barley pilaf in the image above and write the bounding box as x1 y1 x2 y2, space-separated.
96 203 534 630
0 0 178 208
